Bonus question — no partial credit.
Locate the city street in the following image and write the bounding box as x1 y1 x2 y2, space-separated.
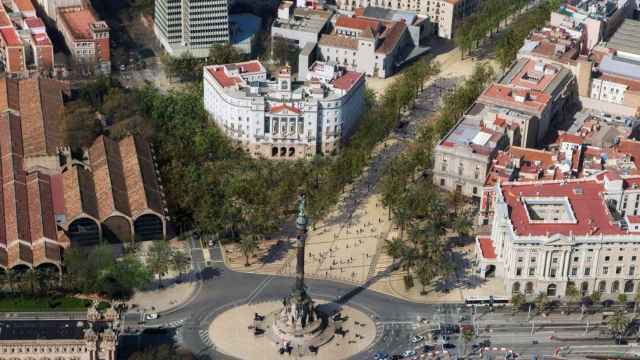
126 244 638 360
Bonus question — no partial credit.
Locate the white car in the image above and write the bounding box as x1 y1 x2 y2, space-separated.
402 350 416 358
145 313 158 320
410 335 424 344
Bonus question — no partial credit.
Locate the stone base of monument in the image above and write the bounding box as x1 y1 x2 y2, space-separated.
209 301 375 360
261 307 336 356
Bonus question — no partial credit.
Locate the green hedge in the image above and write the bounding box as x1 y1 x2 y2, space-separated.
0 295 91 312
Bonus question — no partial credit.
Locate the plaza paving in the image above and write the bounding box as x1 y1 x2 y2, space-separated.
209 301 376 360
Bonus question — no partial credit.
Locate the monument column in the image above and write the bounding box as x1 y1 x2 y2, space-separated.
295 193 307 292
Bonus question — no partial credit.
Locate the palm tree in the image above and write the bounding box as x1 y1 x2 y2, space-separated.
617 293 628 308
415 260 437 295
383 238 405 264
239 236 259 267
607 311 630 344
633 290 640 313
566 284 580 314
535 293 548 315
452 213 473 245
511 293 525 315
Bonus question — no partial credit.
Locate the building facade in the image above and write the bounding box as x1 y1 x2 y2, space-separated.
154 0 230 58
0 76 167 273
0 2 54 74
203 60 365 159
56 4 110 74
335 0 479 39
0 305 119 360
477 172 640 299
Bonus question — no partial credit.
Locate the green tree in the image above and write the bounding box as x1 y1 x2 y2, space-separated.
535 293 548 315
634 289 640 313
171 250 191 278
239 236 259 267
607 311 630 344
147 241 173 285
511 293 526 315
383 238 405 263
617 293 628 307
208 43 244 65
590 291 602 305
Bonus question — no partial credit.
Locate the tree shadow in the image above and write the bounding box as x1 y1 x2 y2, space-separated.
258 240 294 264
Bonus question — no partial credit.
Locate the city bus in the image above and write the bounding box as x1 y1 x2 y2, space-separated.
464 296 510 307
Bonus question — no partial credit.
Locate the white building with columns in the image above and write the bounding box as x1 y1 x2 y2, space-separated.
203 60 366 159
477 170 640 299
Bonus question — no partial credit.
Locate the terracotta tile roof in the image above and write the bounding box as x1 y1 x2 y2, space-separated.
62 165 99 222
500 176 625 237
24 17 45 29
0 7 12 27
478 236 496 259
478 84 551 115
119 136 163 218
555 131 584 145
375 21 406 55
332 70 363 91
13 0 35 13
319 34 358 50
89 136 131 219
599 74 640 92
57 6 100 40
335 15 381 32
270 104 302 114
0 28 22 47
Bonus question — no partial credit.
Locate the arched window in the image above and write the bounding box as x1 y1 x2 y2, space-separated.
525 282 534 295
625 280 635 293
581 281 589 296
598 280 607 293
611 280 620 294
547 283 557 297
272 147 278 156
512 282 521 294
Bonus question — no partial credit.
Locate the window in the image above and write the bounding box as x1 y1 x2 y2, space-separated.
587 256 593 262
633 256 637 261
517 257 524 263
440 178 445 186
473 187 478 195
530 257 536 263
573 257 579 262
603 266 609 275
516 268 522 276
629 266 635 276
550 268 557 278
616 266 622 274
441 156 447 171
571 267 577 276
584 267 591 276
605 256 610 261
529 267 536 276
552 257 559 264
457 162 463 176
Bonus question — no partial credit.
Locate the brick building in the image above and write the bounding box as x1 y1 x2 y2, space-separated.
57 4 110 74
0 76 166 273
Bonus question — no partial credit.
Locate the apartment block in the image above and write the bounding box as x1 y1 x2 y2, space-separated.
56 4 110 74
154 0 230 58
335 0 479 39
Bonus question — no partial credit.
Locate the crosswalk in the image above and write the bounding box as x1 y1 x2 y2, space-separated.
164 318 186 328
199 328 213 347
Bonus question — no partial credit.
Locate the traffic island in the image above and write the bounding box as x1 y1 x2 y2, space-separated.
208 300 376 359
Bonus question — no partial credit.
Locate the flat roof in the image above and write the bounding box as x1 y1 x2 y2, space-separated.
599 54 640 81
607 19 640 56
58 6 99 40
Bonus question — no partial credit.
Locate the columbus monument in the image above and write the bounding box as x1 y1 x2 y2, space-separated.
262 194 335 355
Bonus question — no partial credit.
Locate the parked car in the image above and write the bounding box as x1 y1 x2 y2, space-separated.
374 352 389 360
145 313 158 320
422 345 434 352
443 343 456 349
410 335 424 344
401 350 416 358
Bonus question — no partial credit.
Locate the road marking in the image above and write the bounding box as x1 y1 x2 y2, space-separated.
246 276 274 304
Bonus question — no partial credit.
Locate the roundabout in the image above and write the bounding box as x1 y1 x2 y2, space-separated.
208 301 376 360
